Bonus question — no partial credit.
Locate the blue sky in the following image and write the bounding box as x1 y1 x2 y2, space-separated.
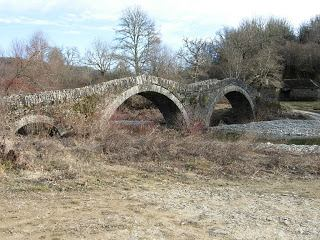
0 0 319 55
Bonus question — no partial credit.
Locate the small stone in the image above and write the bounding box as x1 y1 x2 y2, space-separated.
208 228 228 237
266 216 272 222
279 217 290 226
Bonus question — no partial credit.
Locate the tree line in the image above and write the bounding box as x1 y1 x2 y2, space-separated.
0 6 319 95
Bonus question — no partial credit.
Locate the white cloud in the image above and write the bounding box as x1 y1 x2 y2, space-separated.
0 16 60 26
0 0 319 49
0 17 23 24
63 30 81 35
1 0 318 27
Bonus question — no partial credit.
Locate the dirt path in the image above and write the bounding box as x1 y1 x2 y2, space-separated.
0 166 319 240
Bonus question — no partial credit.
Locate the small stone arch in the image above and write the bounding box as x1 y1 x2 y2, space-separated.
14 115 60 136
101 84 190 128
206 85 255 127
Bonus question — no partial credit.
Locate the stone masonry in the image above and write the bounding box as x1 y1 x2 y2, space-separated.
0 75 256 133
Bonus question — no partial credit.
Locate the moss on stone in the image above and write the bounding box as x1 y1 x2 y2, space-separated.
199 95 210 107
72 95 100 117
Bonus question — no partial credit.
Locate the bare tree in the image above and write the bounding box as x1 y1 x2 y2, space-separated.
265 18 295 44
10 39 40 79
63 46 81 66
215 18 285 90
296 15 320 81
216 27 247 79
299 15 320 44
48 47 64 66
178 38 213 81
0 47 5 76
2 31 52 94
85 39 114 76
112 60 132 79
150 45 181 80
283 40 320 79
2 40 34 93
115 6 160 75
26 31 49 61
0 47 6 94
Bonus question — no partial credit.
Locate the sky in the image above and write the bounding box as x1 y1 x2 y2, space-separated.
0 0 319 54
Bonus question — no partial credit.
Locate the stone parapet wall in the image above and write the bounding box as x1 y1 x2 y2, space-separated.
1 76 255 109
1 75 185 108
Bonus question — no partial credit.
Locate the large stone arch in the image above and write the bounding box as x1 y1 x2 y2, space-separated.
100 84 190 128
14 115 60 136
206 85 255 127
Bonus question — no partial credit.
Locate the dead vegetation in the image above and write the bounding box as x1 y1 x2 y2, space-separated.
0 113 319 239
1 123 319 189
0 94 318 193
0 94 319 184
97 128 320 178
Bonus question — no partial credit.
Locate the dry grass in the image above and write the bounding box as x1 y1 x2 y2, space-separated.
97 128 320 178
1 124 319 190
110 108 164 122
255 99 312 121
0 102 10 132
281 101 320 112
0 101 319 190
1 107 319 239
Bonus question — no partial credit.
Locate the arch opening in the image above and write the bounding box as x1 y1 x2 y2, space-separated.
14 115 60 137
209 90 254 126
17 123 59 136
111 92 186 129
102 85 189 129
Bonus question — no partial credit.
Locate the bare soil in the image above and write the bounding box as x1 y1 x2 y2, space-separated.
0 129 319 239
0 167 319 240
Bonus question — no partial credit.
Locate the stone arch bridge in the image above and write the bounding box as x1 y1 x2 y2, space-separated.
1 75 256 135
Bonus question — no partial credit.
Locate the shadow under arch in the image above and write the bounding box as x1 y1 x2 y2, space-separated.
101 84 190 128
14 115 60 136
206 85 255 127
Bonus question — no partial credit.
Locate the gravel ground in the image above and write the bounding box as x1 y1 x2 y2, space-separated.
212 120 320 139
254 142 320 155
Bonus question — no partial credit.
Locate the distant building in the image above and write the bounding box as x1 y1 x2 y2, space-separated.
279 79 320 101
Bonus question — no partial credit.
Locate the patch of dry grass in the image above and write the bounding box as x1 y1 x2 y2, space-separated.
97 128 320 178
1 122 319 192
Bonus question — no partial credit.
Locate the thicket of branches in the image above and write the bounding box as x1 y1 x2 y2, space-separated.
0 7 319 96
